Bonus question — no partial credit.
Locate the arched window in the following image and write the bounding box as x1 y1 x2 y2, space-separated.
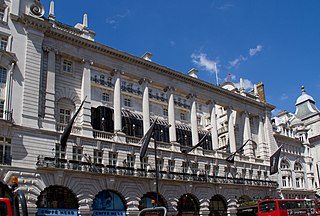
92 190 126 215
138 192 166 210
294 162 303 171
177 193 200 215
36 185 78 216
280 159 290 169
209 195 227 216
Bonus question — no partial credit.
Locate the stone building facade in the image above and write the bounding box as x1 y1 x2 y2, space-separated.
0 0 280 215
272 86 318 200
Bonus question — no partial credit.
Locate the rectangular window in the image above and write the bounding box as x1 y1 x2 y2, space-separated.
0 36 7 50
157 158 164 172
140 157 148 170
180 113 185 121
62 60 73 73
102 93 109 102
99 75 105 85
163 108 168 117
0 8 4 22
72 146 83 161
282 176 287 187
0 67 7 83
59 108 71 124
0 137 11 165
55 143 66 159
296 178 300 188
127 155 135 168
94 149 103 164
0 100 4 119
197 116 201 125
109 152 117 166
124 98 131 107
168 160 175 172
107 77 113 87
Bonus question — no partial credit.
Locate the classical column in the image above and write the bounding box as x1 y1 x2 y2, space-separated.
22 28 44 126
227 106 236 153
258 115 266 158
140 78 151 134
209 100 219 150
243 111 253 157
43 47 57 129
112 69 122 132
166 86 177 143
189 94 199 146
80 59 92 136
4 62 15 121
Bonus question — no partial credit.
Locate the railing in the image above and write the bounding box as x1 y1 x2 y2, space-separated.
36 156 278 188
56 123 82 134
93 130 114 140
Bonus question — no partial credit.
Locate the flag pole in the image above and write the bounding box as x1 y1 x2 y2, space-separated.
154 136 159 207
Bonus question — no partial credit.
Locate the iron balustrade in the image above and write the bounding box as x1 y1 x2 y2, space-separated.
36 156 278 188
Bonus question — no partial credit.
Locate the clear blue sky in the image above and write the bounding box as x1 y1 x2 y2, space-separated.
40 0 320 115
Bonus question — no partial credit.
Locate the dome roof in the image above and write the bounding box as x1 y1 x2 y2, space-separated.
295 86 315 105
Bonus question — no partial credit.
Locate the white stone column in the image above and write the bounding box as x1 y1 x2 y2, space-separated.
227 106 236 153
141 78 151 134
209 100 219 150
43 47 56 129
258 115 266 158
4 62 15 120
80 59 92 136
22 28 44 126
166 87 177 143
243 111 253 157
189 94 199 146
112 69 122 132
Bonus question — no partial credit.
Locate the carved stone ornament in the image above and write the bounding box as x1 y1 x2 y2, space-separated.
30 0 45 18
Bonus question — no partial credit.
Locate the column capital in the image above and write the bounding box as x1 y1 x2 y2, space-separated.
81 58 93 65
42 46 58 54
138 78 152 85
164 86 176 92
186 93 197 99
206 99 216 105
110 69 124 76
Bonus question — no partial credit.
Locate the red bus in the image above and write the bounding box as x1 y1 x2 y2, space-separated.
258 199 317 216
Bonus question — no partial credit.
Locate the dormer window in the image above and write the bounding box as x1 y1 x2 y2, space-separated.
62 59 73 73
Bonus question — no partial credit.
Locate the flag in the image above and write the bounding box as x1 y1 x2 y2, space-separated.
139 118 158 160
226 153 236 163
225 139 253 163
182 131 210 154
60 98 86 150
270 145 282 175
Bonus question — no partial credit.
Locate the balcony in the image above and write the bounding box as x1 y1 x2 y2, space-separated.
56 123 82 134
36 156 278 188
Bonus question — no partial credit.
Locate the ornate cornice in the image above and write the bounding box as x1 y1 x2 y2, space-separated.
20 14 275 111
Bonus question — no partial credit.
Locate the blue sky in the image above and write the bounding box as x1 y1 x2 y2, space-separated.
40 0 320 115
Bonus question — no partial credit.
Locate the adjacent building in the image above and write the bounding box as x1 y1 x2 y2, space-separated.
0 0 301 215
272 86 319 199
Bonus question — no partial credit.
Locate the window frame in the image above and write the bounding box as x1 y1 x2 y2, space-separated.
62 59 73 74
